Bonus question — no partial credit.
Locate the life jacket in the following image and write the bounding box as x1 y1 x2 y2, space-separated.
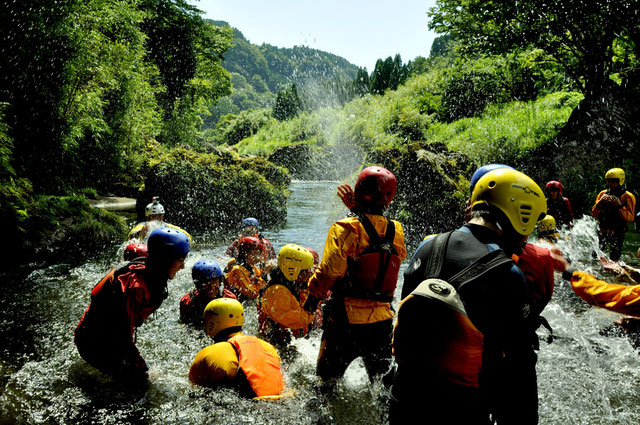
228 334 285 397
596 188 631 231
258 269 311 339
339 213 401 302
224 259 266 299
397 231 513 387
79 259 157 332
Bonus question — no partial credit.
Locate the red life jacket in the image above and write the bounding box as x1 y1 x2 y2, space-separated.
340 213 402 302
228 334 284 397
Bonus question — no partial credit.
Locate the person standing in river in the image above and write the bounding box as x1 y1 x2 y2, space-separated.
74 227 191 384
592 168 636 262
545 180 574 229
128 196 192 243
302 166 406 385
391 168 546 425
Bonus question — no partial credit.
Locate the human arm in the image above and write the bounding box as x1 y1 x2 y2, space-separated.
619 192 636 223
189 343 239 387
591 191 606 218
261 285 314 330
337 184 356 210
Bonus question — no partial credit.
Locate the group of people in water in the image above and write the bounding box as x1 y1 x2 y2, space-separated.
73 164 638 423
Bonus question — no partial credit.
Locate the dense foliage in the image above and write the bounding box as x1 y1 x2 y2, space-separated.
428 0 640 98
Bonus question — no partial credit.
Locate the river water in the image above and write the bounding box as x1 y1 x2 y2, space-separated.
1 180 639 424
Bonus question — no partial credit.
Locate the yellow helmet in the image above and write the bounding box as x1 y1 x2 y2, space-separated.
203 298 244 339
605 168 625 185
277 244 315 281
470 168 547 236
536 215 556 233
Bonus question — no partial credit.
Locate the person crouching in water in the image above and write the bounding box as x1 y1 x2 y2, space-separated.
180 259 237 327
302 166 407 385
536 214 560 244
74 228 191 384
224 236 271 300
189 298 285 399
258 244 318 350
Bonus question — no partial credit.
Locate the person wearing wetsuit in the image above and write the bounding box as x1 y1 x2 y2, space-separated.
391 168 546 425
74 228 191 383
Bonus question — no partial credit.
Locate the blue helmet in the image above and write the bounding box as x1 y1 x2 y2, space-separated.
469 164 514 192
192 259 223 287
242 217 259 228
147 227 191 260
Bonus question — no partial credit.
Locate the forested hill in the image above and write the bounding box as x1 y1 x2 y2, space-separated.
203 20 360 127
210 20 359 91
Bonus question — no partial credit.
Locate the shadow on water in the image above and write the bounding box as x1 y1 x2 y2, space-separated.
1 183 640 424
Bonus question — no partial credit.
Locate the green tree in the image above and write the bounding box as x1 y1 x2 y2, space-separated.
273 84 302 121
428 0 640 98
140 1 232 145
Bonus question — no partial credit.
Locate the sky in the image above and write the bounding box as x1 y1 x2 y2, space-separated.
189 0 439 72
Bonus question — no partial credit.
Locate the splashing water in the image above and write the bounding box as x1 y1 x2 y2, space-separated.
1 183 639 424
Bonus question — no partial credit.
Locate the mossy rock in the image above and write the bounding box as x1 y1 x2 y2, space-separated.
268 142 365 180
366 142 474 249
517 86 640 218
138 147 289 234
4 195 128 269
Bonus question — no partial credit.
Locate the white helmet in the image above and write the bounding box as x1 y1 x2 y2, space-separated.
145 197 165 217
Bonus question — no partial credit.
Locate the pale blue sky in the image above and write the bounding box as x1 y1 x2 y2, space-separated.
190 0 439 72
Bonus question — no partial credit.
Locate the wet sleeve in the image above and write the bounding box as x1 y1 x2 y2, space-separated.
308 222 356 298
620 193 636 223
570 270 640 316
392 219 407 261
261 285 314 330
591 191 605 218
489 265 539 425
128 223 145 240
189 343 239 387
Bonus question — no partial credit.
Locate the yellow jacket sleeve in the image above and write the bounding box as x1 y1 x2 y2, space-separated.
260 285 314 330
620 192 636 223
591 190 606 218
570 270 640 316
189 342 239 387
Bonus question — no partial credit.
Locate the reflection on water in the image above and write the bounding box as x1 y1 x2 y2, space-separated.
0 183 639 424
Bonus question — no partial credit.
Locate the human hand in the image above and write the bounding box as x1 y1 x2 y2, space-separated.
549 248 570 272
598 194 622 208
337 184 356 210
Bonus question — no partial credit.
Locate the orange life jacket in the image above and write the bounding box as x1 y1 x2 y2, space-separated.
228 334 284 397
339 213 401 302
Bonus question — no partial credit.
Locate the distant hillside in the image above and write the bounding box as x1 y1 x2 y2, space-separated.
203 20 360 128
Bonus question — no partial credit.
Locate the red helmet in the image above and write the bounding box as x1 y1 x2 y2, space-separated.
124 242 148 261
354 166 397 207
545 180 563 194
237 236 264 255
307 248 320 266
